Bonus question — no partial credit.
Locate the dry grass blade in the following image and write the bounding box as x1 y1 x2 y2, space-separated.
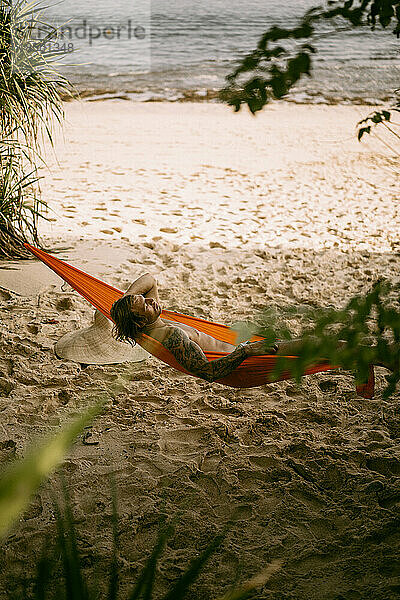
213 559 284 600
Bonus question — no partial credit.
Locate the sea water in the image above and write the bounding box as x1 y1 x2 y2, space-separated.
36 0 400 103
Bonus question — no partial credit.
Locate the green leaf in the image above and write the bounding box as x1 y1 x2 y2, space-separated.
241 54 260 72
55 476 90 600
292 22 313 39
0 402 104 538
162 532 226 600
379 3 394 28
270 74 288 99
371 112 383 123
107 474 119 600
358 126 371 140
129 523 173 600
268 26 291 42
231 321 258 344
297 52 311 76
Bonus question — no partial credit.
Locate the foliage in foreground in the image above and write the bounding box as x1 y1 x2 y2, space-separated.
234 280 400 399
220 0 400 114
357 97 400 144
0 403 104 538
10 479 282 600
0 0 71 257
0 403 281 599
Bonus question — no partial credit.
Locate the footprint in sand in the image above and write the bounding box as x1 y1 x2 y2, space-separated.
366 456 400 477
248 455 280 470
56 297 75 311
378 494 400 510
131 395 164 408
199 453 221 473
318 379 338 393
289 487 326 510
0 377 14 396
189 472 221 497
160 227 178 234
134 458 163 478
158 426 208 454
27 324 39 335
0 289 11 301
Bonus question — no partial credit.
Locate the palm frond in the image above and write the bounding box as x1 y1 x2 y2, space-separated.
0 0 73 255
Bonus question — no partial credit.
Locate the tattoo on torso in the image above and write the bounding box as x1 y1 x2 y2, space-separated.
162 326 247 383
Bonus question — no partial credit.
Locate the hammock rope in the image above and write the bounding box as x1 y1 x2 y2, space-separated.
24 243 375 397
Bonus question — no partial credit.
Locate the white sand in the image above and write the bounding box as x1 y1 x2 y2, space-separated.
1 101 399 599
40 101 399 252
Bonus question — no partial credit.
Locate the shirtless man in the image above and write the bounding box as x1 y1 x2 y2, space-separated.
110 273 335 383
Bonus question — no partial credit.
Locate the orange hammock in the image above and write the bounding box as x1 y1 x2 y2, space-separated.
24 243 375 398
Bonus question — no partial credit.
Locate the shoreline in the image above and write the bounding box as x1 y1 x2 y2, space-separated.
61 88 400 106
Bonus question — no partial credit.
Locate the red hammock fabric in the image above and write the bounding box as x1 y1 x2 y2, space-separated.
24 243 375 397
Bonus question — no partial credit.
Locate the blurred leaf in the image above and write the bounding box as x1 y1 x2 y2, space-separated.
0 402 104 538
54 479 89 600
162 530 226 600
213 558 283 600
220 0 400 116
107 474 119 600
33 536 56 600
231 320 258 344
242 279 399 398
128 521 172 600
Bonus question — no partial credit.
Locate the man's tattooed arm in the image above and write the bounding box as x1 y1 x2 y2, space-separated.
162 326 249 383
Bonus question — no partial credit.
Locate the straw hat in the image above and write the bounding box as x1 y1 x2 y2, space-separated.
54 309 149 365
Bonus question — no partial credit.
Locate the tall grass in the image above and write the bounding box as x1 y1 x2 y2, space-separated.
16 482 282 600
0 0 71 257
0 400 282 599
0 403 104 538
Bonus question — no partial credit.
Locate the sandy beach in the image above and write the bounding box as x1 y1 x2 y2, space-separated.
1 100 400 599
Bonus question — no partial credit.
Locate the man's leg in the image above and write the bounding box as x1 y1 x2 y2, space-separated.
274 337 344 357
275 337 395 371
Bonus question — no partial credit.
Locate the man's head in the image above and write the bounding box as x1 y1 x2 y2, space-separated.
110 294 162 344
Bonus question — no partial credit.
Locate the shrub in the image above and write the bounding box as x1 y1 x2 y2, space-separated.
0 0 71 257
